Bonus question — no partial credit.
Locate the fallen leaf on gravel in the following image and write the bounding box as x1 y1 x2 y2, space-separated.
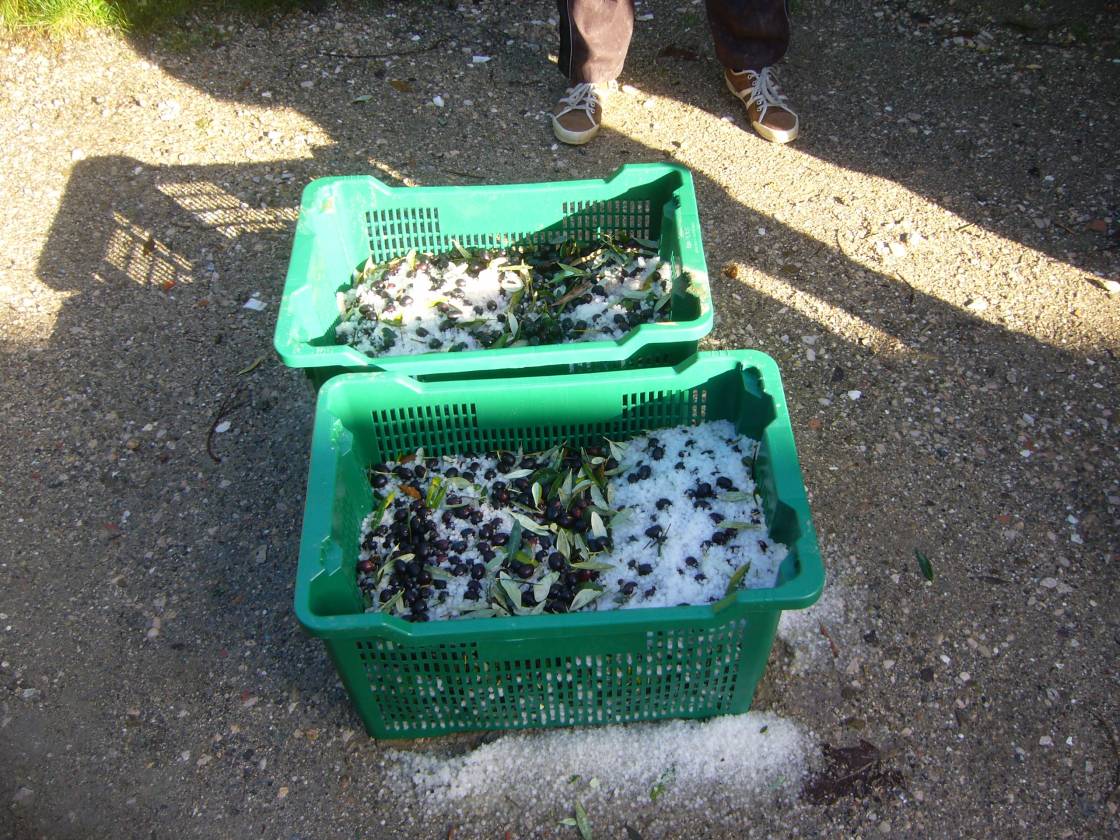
805 740 903 803
389 79 412 93
915 549 935 582
350 94 372 104
237 355 266 375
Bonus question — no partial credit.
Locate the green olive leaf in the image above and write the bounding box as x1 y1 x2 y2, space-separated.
570 586 603 612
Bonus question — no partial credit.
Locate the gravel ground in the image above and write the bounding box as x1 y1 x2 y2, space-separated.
1 1 1118 838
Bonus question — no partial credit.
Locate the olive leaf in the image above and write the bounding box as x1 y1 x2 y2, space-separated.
498 574 523 610
509 511 549 535
570 561 614 572
606 438 627 463
719 520 756 530
571 478 594 496
532 481 543 508
589 484 610 510
505 520 523 561
717 491 753 502
649 766 676 801
556 528 572 559
574 801 592 840
724 562 752 597
459 607 499 619
425 475 447 509
368 489 397 529
378 590 404 614
560 469 574 504
485 553 505 574
570 587 603 611
557 262 590 278
610 508 633 530
590 511 607 539
915 549 935 582
572 531 590 557
534 572 559 604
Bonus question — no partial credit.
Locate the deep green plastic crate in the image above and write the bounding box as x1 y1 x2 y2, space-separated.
295 351 823 739
274 163 712 388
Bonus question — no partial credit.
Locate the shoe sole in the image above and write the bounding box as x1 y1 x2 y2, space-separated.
724 75 799 144
552 116 600 146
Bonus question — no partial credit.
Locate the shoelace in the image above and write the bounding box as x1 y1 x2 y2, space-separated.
740 67 789 121
555 82 601 119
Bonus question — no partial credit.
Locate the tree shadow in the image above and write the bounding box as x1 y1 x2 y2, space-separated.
20 0 1117 753
626 0 1120 277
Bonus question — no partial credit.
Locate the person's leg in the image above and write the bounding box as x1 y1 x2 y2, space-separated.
558 0 635 83
705 0 789 71
553 0 635 144
705 0 798 143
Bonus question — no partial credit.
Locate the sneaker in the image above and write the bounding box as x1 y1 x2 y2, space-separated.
724 67 799 144
552 82 609 145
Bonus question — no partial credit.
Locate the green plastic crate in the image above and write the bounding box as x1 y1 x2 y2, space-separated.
295 351 823 738
274 163 712 388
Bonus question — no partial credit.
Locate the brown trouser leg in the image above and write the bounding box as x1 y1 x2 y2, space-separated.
556 0 635 84
557 0 790 84
705 0 790 72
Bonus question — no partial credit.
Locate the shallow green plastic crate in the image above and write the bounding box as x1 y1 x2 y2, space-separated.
295 351 823 739
274 163 712 387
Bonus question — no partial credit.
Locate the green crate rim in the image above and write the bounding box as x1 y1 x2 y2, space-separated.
295 350 823 642
273 163 713 377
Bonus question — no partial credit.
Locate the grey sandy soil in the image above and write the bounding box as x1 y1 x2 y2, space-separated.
1 1 1118 837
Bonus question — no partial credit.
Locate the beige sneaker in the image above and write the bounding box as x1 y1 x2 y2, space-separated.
725 67 799 144
552 82 609 145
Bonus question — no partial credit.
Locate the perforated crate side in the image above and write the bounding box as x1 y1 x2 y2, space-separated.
329 612 778 738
